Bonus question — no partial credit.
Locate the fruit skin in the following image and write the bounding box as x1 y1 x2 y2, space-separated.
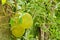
10 12 33 37
19 13 33 29
10 12 33 29
11 25 25 38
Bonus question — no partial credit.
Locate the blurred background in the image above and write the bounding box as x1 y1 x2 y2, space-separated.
0 0 60 40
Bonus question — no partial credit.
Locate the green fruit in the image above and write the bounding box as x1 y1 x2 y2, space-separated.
11 25 25 37
19 13 33 29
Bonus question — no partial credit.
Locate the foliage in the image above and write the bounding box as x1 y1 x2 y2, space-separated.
1 0 6 5
1 0 60 40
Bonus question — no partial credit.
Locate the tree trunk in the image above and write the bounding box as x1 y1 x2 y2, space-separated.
44 32 49 40
41 29 44 40
38 27 44 40
0 1 11 40
0 16 11 40
38 27 41 40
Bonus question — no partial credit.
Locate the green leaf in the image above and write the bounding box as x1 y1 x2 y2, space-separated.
13 6 16 12
56 0 60 2
10 18 14 26
19 17 22 24
1 0 6 5
56 19 60 24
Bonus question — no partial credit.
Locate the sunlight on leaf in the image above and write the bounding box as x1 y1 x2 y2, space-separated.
1 0 6 5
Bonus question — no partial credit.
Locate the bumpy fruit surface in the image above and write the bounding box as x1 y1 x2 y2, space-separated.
11 25 25 37
10 12 33 37
20 13 33 29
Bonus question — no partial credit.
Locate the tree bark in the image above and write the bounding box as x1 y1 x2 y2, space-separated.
38 27 41 40
0 16 11 40
44 32 49 40
38 27 44 40
0 1 11 40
